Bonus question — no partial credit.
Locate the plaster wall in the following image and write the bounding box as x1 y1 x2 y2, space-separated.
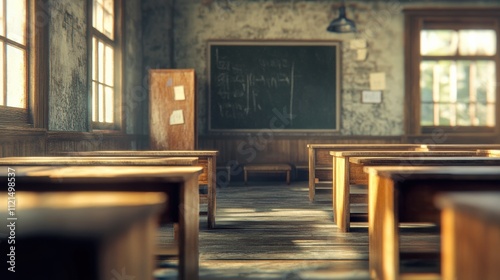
173 0 500 136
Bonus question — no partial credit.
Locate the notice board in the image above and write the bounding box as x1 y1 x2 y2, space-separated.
149 69 196 150
207 40 340 133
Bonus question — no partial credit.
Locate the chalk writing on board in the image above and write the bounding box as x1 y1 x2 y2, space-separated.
208 42 340 131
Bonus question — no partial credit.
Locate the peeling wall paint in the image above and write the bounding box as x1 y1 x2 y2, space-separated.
46 0 144 134
124 0 145 135
142 0 174 69
173 0 500 136
48 0 88 131
141 0 175 138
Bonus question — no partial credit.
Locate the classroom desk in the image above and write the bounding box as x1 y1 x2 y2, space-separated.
415 144 500 151
0 156 199 166
365 166 500 280
435 192 500 280
0 157 198 225
307 144 421 202
58 150 219 229
0 165 202 280
0 191 166 280
477 149 500 157
331 150 481 232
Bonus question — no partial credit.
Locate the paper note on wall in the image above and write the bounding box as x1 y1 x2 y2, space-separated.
169 110 184 125
174 86 186 100
369 72 386 90
350 39 367 49
356 49 368 61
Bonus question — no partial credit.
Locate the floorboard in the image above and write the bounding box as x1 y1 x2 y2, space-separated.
155 181 440 279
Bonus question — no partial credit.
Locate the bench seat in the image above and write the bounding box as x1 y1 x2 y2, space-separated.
244 163 292 185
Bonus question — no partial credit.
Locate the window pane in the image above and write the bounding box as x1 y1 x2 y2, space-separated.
436 61 452 102
475 61 496 103
92 37 97 81
93 0 104 33
459 30 496 56
92 81 97 122
98 40 104 83
438 103 452 126
104 86 113 123
0 42 3 106
473 103 495 127
456 102 471 126
476 103 488 126
103 0 114 39
6 0 26 45
0 0 4 37
420 61 434 102
487 103 495 126
421 30 458 56
6 44 25 108
456 61 470 102
421 103 434 126
104 44 113 86
98 84 104 122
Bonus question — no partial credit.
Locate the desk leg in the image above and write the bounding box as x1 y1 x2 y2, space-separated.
369 175 398 280
308 148 315 202
207 157 216 229
178 175 200 280
335 157 350 232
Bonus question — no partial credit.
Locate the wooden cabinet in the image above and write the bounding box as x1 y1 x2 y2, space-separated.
149 69 196 150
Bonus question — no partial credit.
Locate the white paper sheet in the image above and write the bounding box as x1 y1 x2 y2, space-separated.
369 72 386 90
169 110 184 125
174 86 186 100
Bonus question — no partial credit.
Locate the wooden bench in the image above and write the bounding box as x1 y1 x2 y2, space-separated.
243 163 292 185
436 192 500 280
307 144 421 202
331 150 482 232
365 166 500 280
0 165 202 280
57 150 219 229
0 191 166 280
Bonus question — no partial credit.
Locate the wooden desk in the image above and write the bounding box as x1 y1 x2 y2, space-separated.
0 192 166 280
477 149 500 157
57 150 219 229
332 150 481 232
0 156 198 166
307 144 421 202
435 192 500 280
0 165 202 280
416 144 500 151
365 166 500 280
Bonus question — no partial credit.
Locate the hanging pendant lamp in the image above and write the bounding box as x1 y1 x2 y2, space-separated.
326 0 357 33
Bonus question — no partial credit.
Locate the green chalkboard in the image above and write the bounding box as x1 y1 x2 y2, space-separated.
207 41 340 132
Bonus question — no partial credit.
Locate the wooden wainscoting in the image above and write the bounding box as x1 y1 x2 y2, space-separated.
198 135 404 166
0 128 147 157
0 128 46 157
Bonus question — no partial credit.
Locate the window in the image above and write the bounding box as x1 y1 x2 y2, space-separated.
90 0 122 129
405 8 500 135
0 0 28 120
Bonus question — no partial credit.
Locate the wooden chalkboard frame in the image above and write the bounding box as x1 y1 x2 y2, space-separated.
207 40 341 133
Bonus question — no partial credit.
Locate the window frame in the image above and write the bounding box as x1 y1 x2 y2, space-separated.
0 0 47 129
404 7 500 136
87 0 123 131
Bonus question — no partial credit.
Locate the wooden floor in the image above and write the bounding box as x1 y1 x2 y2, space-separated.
155 181 440 280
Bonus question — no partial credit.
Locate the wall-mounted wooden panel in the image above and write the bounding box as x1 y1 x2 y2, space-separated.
149 69 196 150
